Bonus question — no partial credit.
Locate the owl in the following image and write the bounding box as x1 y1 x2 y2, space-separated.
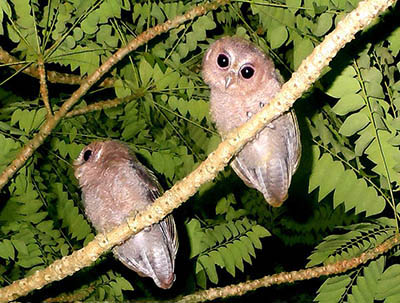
74 141 178 289
202 36 301 207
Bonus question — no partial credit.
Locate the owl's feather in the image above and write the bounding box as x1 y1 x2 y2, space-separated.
202 36 301 207
74 141 178 289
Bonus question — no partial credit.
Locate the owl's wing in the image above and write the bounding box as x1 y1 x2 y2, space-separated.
231 110 301 207
130 158 163 201
287 110 301 174
113 223 176 289
160 215 179 258
230 157 258 189
129 159 179 259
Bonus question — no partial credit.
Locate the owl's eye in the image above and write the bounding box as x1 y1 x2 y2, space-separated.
83 149 92 161
240 66 255 79
217 54 230 68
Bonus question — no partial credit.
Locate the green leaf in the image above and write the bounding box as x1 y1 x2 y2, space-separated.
115 277 134 291
309 152 385 216
326 76 361 98
199 255 218 284
366 130 400 186
17 256 43 268
294 38 314 70
313 13 333 36
0 240 15 260
365 82 384 98
314 275 351 303
376 264 400 299
348 256 385 303
355 127 374 156
139 59 153 86
219 246 235 277
186 219 204 258
0 0 11 16
81 11 99 34
387 27 400 56
251 225 271 238
339 112 369 136
268 26 288 49
332 94 365 116
286 0 302 13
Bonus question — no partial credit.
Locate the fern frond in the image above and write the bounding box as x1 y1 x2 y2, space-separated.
186 217 270 287
307 219 395 267
309 146 386 216
314 256 385 303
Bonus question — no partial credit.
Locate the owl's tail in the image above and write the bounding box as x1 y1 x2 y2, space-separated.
259 157 291 207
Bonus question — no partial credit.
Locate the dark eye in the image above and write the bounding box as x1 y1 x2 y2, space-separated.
83 150 92 161
240 66 255 79
217 54 229 68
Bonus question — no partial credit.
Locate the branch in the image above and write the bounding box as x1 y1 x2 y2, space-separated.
43 284 95 303
0 0 230 191
65 93 144 118
0 0 394 301
0 46 115 87
37 57 52 117
176 235 399 302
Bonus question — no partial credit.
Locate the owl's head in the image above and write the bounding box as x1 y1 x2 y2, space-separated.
202 36 277 96
74 141 131 186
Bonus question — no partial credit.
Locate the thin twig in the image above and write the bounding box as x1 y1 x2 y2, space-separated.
0 46 114 87
37 56 52 117
65 93 144 118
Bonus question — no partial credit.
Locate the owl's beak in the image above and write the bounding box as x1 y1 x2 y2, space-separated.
225 75 232 89
225 73 233 89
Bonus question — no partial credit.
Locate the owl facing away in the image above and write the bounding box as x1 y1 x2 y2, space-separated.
74 141 178 289
202 36 301 207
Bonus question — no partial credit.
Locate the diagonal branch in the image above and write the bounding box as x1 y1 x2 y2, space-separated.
0 0 395 302
0 0 231 191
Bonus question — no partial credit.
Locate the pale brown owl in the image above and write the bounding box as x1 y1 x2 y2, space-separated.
202 36 301 207
74 141 178 289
